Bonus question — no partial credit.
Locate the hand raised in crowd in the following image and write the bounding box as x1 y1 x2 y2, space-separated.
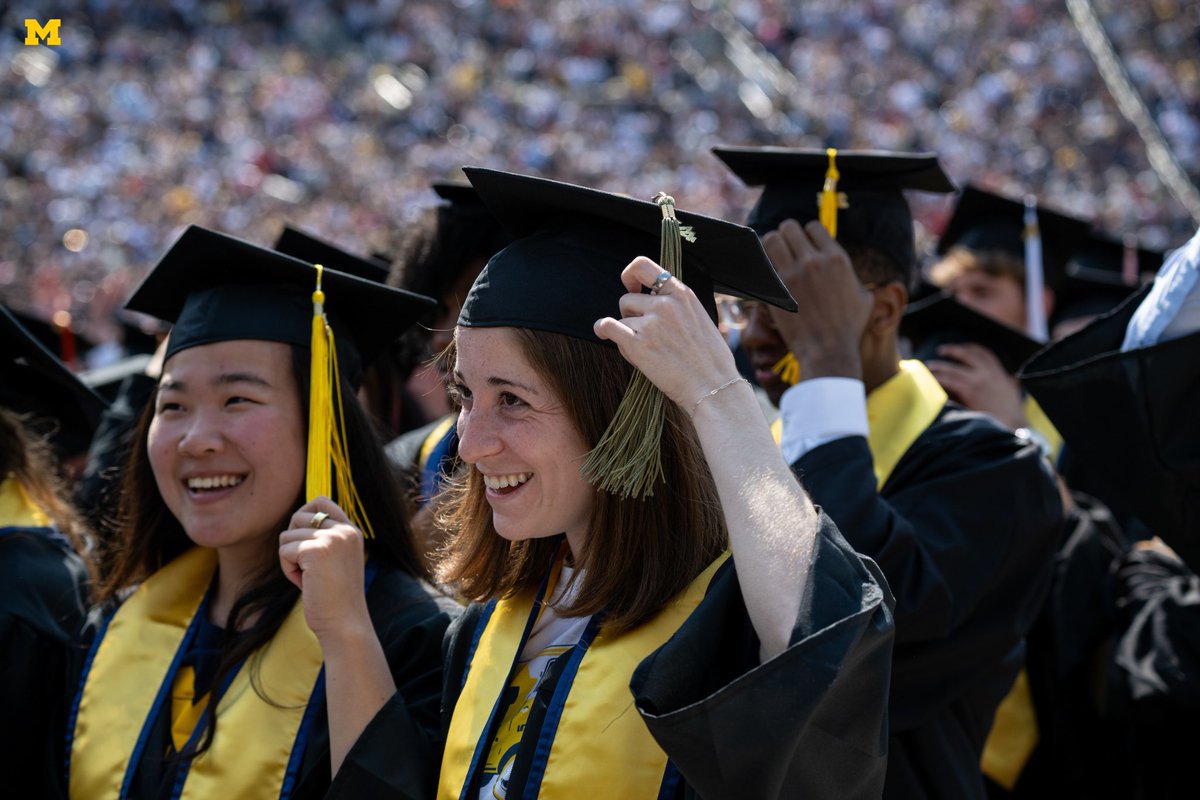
928 342 1027 430
279 496 371 642
594 256 741 412
762 220 874 381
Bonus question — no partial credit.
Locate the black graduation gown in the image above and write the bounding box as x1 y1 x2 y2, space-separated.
101 564 455 800
1021 283 1200 572
1 526 91 799
986 493 1136 799
332 512 896 799
791 405 1061 799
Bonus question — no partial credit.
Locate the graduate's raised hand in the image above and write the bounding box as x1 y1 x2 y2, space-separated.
928 342 1027 429
762 219 873 380
279 496 371 641
593 256 740 410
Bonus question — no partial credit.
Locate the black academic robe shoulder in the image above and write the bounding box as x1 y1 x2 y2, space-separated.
1021 283 1200 572
0 527 91 799
122 563 456 800
792 405 1062 799
383 512 893 800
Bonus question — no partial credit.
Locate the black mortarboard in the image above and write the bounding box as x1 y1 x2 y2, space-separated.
3 305 95 367
901 290 1044 374
711 146 956 278
1052 233 1161 327
432 181 485 207
936 184 1091 289
459 167 797 344
1 305 108 455
79 354 154 403
274 225 392 283
125 226 434 385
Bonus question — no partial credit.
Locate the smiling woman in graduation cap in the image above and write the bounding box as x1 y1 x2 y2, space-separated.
65 227 455 800
329 168 896 800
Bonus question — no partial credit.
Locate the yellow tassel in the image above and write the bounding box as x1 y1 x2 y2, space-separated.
772 352 800 386
580 193 682 499
305 264 374 537
818 147 840 238
769 149 839 388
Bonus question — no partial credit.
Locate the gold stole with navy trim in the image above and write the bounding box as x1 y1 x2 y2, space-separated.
70 546 325 800
439 552 730 799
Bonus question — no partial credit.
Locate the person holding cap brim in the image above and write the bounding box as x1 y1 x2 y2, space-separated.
334 168 896 799
65 226 455 800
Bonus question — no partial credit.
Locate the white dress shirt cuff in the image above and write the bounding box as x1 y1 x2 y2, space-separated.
778 377 869 465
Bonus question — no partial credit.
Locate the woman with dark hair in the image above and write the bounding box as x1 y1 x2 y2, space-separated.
66 227 455 800
332 170 896 799
1 306 101 797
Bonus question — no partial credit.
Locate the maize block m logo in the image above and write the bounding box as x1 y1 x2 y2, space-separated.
25 18 62 46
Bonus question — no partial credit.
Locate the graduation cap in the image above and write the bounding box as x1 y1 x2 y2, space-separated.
432 181 485 206
459 166 795 498
711 146 956 278
1 304 108 456
3 305 96 369
126 225 435 535
936 185 1091 342
460 166 796 338
274 225 392 283
1052 233 1161 328
901 290 1044 374
78 353 155 403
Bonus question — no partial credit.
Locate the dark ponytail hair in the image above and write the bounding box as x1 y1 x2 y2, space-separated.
98 344 425 757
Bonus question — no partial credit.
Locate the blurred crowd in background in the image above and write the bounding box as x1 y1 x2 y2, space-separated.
2 0 1199 368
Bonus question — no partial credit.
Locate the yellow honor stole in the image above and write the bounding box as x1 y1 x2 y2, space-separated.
769 359 948 490
69 547 326 800
0 475 52 529
439 552 731 799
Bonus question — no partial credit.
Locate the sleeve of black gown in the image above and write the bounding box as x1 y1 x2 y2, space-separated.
323 571 459 799
1022 284 1200 573
790 416 1061 730
630 512 895 800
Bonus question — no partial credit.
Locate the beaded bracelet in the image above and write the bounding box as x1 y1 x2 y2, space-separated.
689 376 749 419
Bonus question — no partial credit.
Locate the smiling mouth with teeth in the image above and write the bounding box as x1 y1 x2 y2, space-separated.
482 472 533 491
186 475 246 491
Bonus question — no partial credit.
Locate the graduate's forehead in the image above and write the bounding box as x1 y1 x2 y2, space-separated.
452 326 543 387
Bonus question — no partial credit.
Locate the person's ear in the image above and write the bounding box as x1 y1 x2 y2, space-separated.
1042 286 1056 320
866 282 907 336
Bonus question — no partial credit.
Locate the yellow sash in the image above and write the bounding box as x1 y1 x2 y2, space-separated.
419 414 458 470
439 552 731 799
0 475 51 528
1022 395 1063 462
70 547 325 800
770 359 947 489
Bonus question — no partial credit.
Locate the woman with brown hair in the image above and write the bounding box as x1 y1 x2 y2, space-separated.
1 305 102 797
65 227 455 800
332 170 896 799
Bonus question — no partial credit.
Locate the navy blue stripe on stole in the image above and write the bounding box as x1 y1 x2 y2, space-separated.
461 600 497 692
125 589 213 798
279 667 327 799
520 613 605 799
64 604 117 790
457 570 554 800
657 761 682 799
169 655 243 800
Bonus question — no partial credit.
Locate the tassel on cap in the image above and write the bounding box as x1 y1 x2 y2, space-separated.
306 264 375 537
1022 195 1048 342
772 149 841 387
579 193 684 500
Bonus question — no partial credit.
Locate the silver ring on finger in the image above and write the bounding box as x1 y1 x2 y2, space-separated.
649 270 672 295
